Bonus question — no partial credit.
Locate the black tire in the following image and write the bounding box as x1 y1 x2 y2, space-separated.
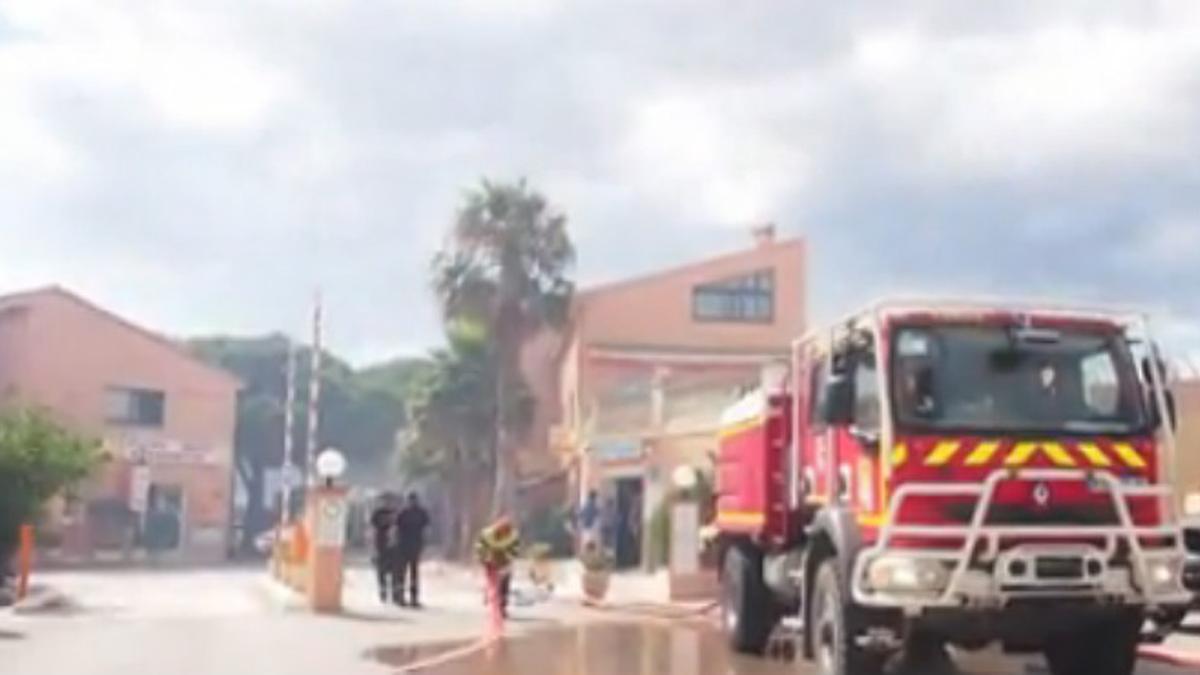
720 545 774 654
1043 612 1141 675
810 558 885 675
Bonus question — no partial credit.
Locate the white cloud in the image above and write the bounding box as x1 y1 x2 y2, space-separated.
1140 218 1200 267
0 1 292 134
2 1 1200 362
925 26 1200 174
618 91 809 226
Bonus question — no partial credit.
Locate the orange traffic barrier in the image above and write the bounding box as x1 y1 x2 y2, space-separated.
291 522 309 563
16 524 33 600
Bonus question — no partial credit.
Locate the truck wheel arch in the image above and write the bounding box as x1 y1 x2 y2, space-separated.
802 508 864 659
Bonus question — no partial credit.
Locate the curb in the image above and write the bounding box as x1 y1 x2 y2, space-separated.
1138 645 1200 668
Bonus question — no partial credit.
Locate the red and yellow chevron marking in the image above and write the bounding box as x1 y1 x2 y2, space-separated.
890 439 1149 470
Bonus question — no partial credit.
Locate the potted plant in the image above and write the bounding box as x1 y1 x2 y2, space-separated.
578 540 613 601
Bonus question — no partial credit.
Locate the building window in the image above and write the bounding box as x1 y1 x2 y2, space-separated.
106 386 166 427
692 269 775 323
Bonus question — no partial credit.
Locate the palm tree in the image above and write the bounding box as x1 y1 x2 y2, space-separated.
397 331 532 556
432 179 574 515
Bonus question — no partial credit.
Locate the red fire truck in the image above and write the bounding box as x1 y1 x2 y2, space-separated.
714 300 1193 675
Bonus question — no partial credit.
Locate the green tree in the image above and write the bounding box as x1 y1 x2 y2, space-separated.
0 408 99 576
432 179 574 515
397 325 535 557
190 335 418 553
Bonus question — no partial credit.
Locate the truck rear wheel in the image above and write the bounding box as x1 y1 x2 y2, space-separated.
721 546 773 654
811 559 885 675
1043 612 1141 675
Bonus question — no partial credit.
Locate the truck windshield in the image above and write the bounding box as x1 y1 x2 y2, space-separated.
890 324 1147 434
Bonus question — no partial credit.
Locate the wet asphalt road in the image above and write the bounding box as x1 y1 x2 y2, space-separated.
5 570 1194 675
385 623 1195 675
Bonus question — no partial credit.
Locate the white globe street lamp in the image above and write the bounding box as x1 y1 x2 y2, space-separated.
672 465 698 491
315 447 347 487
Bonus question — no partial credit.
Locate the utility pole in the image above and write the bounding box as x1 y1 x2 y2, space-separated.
279 339 297 527
304 291 323 486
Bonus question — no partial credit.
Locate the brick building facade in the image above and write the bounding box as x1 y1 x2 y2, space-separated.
536 228 805 567
0 287 239 563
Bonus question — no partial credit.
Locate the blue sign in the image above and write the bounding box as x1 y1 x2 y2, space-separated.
591 439 642 463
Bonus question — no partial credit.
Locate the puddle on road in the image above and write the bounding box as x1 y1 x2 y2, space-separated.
365 638 475 670
374 624 785 675
366 622 1194 675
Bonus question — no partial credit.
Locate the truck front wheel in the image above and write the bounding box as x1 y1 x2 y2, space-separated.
810 559 885 675
1042 612 1141 675
721 546 773 654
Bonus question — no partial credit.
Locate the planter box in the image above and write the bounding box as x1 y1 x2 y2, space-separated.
581 570 611 601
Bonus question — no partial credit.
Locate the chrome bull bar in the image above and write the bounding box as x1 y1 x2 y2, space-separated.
851 468 1192 609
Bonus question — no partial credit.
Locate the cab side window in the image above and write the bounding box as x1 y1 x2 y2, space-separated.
809 357 829 429
853 352 880 432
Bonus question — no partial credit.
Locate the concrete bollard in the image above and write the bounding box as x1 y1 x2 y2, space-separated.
16 524 33 600
305 485 347 613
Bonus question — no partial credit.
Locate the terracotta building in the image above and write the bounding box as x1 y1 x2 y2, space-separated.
535 227 806 568
0 287 239 563
1174 377 1200 514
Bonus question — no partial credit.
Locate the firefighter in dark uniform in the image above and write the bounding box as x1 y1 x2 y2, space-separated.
369 492 401 604
395 491 430 608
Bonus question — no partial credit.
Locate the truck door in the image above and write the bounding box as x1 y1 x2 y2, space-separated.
840 348 883 515
801 352 835 505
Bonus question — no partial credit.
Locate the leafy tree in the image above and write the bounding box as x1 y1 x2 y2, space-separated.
190 335 417 553
397 324 535 557
432 179 574 514
0 408 99 577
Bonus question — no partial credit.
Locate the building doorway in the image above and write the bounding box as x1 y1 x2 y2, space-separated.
613 477 643 569
144 483 184 553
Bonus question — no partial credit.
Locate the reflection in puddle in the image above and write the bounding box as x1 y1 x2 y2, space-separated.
364 639 474 669
371 623 1088 675
398 624 785 675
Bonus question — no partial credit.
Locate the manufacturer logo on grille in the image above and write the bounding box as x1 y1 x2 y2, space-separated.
1032 482 1052 508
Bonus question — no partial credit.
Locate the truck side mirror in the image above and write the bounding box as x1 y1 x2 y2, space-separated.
1141 356 1177 431
819 373 855 426
1148 388 1177 432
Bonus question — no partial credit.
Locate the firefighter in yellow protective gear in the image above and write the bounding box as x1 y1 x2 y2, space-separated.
475 516 521 617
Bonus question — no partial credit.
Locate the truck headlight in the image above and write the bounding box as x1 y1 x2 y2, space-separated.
1145 558 1182 593
866 556 950 593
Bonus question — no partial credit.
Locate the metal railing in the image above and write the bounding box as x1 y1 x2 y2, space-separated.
852 468 1192 609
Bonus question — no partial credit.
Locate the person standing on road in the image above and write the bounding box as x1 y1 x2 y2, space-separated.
369 492 401 605
395 491 430 608
475 516 521 618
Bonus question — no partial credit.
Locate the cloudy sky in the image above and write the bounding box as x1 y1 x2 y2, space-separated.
2 1 1199 366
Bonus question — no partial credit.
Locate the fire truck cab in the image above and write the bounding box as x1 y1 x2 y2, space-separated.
714 300 1193 675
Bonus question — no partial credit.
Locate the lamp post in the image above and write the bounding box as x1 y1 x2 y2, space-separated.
315 447 346 489
307 447 348 612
